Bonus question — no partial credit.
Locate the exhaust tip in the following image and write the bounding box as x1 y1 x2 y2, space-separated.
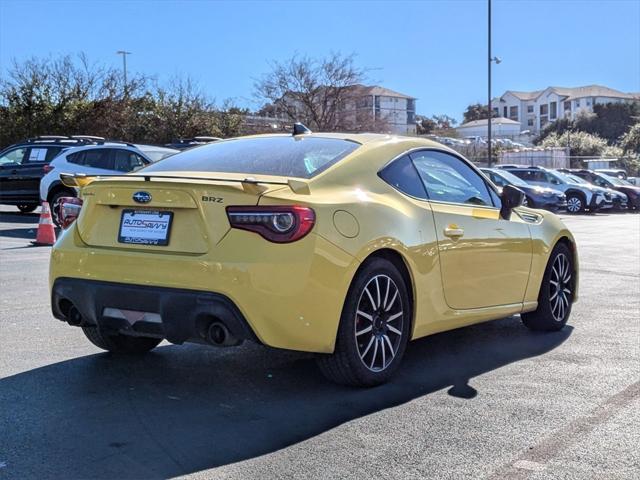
208 322 227 345
67 305 83 326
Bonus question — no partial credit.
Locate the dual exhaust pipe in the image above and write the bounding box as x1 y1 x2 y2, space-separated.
60 299 239 347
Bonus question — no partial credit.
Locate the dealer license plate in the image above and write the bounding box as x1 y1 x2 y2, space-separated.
118 210 173 246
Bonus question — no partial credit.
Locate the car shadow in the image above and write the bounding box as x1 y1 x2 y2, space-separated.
0 227 39 239
0 316 572 479
0 211 40 224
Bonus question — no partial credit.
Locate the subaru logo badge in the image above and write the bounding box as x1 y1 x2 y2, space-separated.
133 191 152 203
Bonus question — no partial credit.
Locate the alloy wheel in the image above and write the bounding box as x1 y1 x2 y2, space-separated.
354 274 404 372
549 253 572 322
567 197 582 213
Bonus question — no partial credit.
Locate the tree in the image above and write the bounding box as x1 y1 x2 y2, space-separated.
253 52 368 131
416 116 436 135
431 114 457 130
540 131 609 157
463 103 492 123
620 123 640 155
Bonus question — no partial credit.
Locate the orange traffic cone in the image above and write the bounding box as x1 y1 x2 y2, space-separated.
32 202 57 246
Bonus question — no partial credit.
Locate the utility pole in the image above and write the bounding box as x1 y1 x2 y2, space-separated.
116 50 132 96
487 0 501 167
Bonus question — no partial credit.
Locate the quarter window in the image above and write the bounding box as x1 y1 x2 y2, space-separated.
378 154 427 199
113 150 146 172
409 151 493 207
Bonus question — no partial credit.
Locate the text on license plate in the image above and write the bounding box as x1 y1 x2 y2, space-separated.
118 210 173 245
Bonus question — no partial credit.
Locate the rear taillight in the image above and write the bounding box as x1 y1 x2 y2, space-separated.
59 197 83 229
226 205 315 243
43 164 54 174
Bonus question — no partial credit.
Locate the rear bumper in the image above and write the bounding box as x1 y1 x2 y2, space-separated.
52 277 258 345
49 226 359 353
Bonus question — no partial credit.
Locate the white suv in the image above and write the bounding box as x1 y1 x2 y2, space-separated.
40 143 178 225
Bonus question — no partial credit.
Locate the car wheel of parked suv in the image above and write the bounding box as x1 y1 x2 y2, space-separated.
17 204 38 213
82 326 162 354
316 258 411 387
566 194 584 213
522 243 574 332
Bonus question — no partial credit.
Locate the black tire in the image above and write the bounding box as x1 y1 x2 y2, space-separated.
565 193 584 214
17 204 38 213
316 257 411 387
82 326 162 354
522 243 574 332
49 189 76 227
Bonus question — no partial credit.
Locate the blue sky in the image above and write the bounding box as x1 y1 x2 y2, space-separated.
1 0 638 122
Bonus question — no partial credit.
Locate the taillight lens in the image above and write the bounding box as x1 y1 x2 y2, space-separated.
43 164 54 174
226 206 315 243
59 197 83 229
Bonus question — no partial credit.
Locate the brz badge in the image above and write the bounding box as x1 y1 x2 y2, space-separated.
133 191 152 203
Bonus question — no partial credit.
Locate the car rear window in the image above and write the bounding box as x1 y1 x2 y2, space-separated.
140 136 360 179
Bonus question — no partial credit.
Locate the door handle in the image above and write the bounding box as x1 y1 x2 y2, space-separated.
444 226 464 238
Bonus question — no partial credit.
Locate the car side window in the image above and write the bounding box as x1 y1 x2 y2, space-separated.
409 150 494 207
113 150 147 172
0 147 28 166
378 154 428 199
509 170 529 181
82 149 113 170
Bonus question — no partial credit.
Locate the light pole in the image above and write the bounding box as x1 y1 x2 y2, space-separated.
116 50 132 95
487 0 501 166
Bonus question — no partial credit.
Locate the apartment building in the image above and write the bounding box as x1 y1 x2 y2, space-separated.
491 85 639 133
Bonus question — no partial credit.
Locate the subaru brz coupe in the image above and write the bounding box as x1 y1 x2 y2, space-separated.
50 128 578 386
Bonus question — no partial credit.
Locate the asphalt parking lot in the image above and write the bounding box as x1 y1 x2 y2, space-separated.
0 206 638 480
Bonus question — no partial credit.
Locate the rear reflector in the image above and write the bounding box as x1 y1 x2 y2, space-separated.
226 205 315 243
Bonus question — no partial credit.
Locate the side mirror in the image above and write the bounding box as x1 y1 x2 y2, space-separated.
500 184 525 218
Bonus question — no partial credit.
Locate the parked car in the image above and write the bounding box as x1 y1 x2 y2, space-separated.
40 143 178 225
165 136 222 150
50 132 578 387
0 136 103 212
595 168 627 179
563 172 627 210
559 169 638 210
480 167 566 211
497 165 612 213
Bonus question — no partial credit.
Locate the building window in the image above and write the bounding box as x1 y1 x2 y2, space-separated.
540 116 548 128
503 106 507 117
509 106 518 120
564 101 571 111
540 104 548 115
550 101 557 120
493 107 499 116
575 99 580 108
527 105 534 113
586 98 592 106
527 118 534 126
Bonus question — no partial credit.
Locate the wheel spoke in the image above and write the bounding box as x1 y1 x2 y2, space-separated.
380 337 386 368
550 290 558 301
383 277 391 311
387 324 402 335
385 290 398 311
370 338 379 369
563 287 571 295
361 336 375 358
375 277 381 309
356 325 372 336
384 335 395 358
357 310 373 321
387 311 403 322
364 287 376 310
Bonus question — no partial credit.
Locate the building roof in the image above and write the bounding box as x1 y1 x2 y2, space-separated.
498 85 637 103
349 84 416 99
458 117 520 128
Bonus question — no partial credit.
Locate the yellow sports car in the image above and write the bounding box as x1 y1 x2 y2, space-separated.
50 127 578 386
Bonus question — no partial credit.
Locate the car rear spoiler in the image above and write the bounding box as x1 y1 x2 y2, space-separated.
59 173 311 195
